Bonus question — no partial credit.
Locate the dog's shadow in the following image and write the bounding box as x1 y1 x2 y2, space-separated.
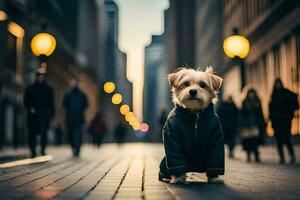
167 173 249 199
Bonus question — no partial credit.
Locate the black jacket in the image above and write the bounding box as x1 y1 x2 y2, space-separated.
160 104 224 176
24 81 54 125
269 88 299 123
63 87 88 126
240 99 266 144
217 101 239 141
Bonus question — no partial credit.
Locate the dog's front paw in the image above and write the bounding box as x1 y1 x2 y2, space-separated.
207 177 224 184
169 174 188 184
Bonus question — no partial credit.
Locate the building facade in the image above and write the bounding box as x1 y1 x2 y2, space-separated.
0 0 109 147
194 0 224 71
0 0 27 148
223 0 300 135
165 0 196 72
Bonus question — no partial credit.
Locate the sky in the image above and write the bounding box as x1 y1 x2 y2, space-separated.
115 0 169 121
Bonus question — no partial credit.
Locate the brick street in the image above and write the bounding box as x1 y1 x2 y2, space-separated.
0 143 300 200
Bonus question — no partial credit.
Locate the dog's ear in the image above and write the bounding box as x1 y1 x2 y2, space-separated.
168 73 179 87
168 68 184 87
205 66 214 73
209 74 223 90
205 66 222 90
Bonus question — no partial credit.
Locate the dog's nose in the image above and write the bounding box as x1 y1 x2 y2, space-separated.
189 89 197 97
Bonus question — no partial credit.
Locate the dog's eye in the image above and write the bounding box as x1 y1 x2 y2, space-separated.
199 82 207 88
183 82 190 87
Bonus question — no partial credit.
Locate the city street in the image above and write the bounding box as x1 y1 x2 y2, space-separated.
0 143 299 200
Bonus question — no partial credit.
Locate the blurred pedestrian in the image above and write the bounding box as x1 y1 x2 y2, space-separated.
114 120 128 145
240 87 266 163
63 78 88 157
24 69 54 157
269 78 299 164
54 122 63 146
217 96 239 158
88 112 107 148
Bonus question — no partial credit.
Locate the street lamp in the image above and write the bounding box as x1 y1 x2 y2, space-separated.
30 32 56 69
223 28 250 90
0 10 7 21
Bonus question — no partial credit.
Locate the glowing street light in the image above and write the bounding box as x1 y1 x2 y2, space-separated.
223 35 250 59
103 82 115 93
31 33 56 56
112 93 122 105
120 104 130 115
30 32 57 69
223 28 250 89
0 10 7 21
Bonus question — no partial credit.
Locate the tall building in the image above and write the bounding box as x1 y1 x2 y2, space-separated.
165 0 196 72
0 0 27 148
104 0 132 140
194 0 224 71
144 34 169 139
166 0 224 72
0 0 109 147
222 0 300 135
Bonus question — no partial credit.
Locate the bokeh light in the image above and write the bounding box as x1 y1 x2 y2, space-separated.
125 112 134 122
140 123 149 132
223 35 250 59
31 33 57 56
0 10 7 21
132 123 140 131
120 104 130 115
103 82 116 93
111 93 122 105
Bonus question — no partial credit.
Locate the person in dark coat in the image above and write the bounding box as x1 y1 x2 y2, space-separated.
54 122 63 146
217 96 239 158
63 78 88 157
269 78 299 164
24 69 54 157
114 120 128 145
240 87 266 163
159 103 224 182
88 112 107 148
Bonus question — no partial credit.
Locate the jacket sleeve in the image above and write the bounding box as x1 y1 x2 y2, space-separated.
206 119 225 175
163 118 188 175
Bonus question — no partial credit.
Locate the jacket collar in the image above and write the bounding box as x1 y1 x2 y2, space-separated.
173 103 215 120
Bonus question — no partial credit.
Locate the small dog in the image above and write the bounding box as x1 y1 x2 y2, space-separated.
159 66 225 184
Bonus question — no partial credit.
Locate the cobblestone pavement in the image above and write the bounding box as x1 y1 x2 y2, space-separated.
0 143 299 200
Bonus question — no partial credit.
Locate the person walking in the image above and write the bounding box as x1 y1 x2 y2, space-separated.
88 112 107 148
63 78 88 157
240 87 266 163
24 69 54 157
217 96 239 158
114 120 128 145
269 78 299 164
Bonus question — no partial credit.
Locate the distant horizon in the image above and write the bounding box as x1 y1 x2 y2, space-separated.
116 0 169 121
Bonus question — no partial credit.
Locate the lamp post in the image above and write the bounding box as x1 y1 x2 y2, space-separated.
30 32 56 69
223 28 250 90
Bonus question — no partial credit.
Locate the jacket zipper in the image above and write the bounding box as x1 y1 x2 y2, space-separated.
194 114 199 143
